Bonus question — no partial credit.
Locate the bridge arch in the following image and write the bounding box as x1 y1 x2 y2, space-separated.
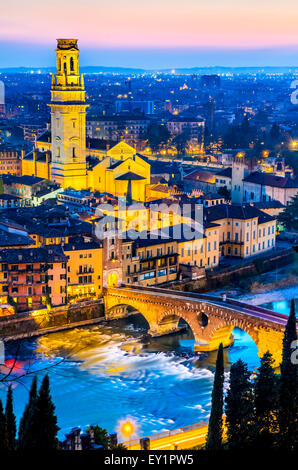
200 319 259 353
105 301 156 332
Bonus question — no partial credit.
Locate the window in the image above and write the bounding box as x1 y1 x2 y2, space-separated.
235 233 238 241
208 242 211 252
214 241 217 250
235 248 238 255
246 247 249 255
158 269 167 277
246 233 249 242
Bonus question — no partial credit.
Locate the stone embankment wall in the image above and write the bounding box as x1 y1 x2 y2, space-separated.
0 300 105 341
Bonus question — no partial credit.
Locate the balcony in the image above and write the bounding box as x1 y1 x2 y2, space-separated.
219 240 244 246
77 269 94 275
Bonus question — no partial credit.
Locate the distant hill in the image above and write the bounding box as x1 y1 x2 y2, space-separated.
0 66 298 75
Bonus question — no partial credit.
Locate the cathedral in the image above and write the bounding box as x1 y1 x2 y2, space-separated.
22 39 150 202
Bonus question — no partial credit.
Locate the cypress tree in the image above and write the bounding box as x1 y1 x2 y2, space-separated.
0 398 5 451
31 374 59 450
4 385 16 450
18 376 38 449
253 351 279 449
206 343 224 451
279 299 298 450
225 359 254 449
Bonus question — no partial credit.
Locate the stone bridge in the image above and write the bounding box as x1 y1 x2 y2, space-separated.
105 285 293 366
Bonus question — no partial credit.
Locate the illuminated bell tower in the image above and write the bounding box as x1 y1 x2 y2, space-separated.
50 39 87 189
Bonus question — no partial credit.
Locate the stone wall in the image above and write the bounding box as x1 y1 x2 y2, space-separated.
0 300 105 341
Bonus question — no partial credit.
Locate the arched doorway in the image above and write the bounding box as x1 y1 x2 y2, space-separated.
107 272 119 287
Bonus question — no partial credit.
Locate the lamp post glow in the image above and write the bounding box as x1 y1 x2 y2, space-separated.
121 420 134 449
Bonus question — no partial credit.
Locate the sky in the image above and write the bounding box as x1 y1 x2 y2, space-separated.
0 0 298 68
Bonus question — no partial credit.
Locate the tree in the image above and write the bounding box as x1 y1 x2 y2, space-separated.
279 299 298 450
173 130 190 155
225 359 254 449
18 376 38 449
278 194 298 232
87 425 111 449
146 123 170 152
31 374 59 450
0 398 5 451
206 343 224 451
217 186 231 202
4 385 16 450
253 352 279 449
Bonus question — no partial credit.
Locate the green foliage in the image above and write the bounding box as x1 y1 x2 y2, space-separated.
225 359 254 449
18 376 38 449
217 185 231 201
87 425 111 449
206 343 224 451
29 374 60 450
45 285 52 310
173 130 190 154
4 385 16 450
278 299 298 450
0 178 3 194
7 295 17 314
110 443 127 450
278 194 298 232
146 123 170 152
253 352 279 449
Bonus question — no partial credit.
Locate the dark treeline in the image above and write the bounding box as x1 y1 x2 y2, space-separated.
0 374 59 450
206 299 298 451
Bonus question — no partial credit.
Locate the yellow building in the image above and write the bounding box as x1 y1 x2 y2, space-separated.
63 241 103 301
204 204 276 258
121 238 179 286
22 39 150 201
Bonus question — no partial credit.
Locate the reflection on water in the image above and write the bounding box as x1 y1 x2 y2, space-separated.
0 296 294 440
262 298 298 315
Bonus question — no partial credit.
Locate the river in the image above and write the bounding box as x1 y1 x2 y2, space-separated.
0 288 297 442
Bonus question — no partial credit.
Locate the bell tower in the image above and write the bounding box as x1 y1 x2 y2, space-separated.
50 39 87 189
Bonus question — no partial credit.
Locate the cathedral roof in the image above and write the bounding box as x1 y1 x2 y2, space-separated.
115 172 145 181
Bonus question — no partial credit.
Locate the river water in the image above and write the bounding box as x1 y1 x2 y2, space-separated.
0 293 296 441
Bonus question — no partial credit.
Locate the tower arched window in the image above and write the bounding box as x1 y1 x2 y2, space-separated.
70 57 74 72
64 62 67 74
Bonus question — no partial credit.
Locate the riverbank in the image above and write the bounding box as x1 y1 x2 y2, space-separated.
207 262 298 308
0 300 105 341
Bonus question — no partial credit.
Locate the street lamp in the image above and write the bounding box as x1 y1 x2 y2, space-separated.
121 420 134 449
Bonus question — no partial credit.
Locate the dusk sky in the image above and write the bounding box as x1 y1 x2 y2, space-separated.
1 0 298 68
